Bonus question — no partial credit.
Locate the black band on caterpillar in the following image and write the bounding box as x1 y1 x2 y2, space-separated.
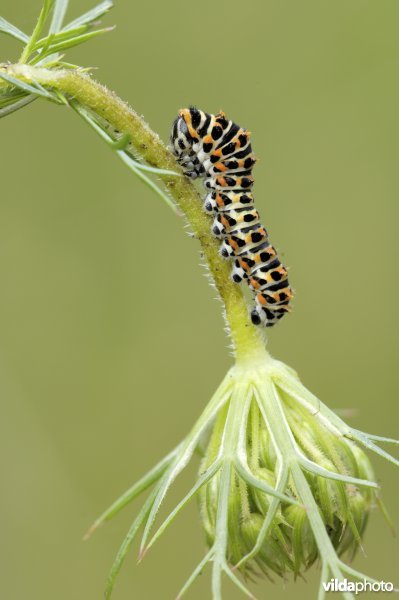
170 107 293 327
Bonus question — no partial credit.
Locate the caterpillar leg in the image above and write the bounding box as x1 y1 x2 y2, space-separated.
231 259 248 283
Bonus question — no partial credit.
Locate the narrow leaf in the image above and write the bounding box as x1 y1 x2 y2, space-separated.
139 385 232 554
38 27 114 58
349 432 399 468
144 459 222 554
104 488 157 600
235 460 299 505
83 446 179 540
0 88 28 108
72 101 182 214
0 72 54 100
72 101 179 174
34 24 88 51
49 0 69 34
176 549 214 599
223 563 256 599
19 0 54 63
351 428 399 445
339 561 381 585
35 32 56 61
0 16 29 43
275 373 351 437
298 453 379 489
375 495 395 535
117 153 181 214
121 156 182 177
235 388 299 506
63 0 113 31
0 94 36 118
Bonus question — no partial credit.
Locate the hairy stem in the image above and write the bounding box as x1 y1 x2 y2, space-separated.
0 63 268 363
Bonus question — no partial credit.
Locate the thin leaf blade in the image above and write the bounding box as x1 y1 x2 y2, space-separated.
19 0 54 63
0 71 54 99
0 94 36 119
104 489 157 600
39 26 114 58
83 446 179 539
50 0 69 34
0 16 29 43
63 0 113 31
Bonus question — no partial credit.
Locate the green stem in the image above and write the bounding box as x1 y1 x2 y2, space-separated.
1 63 268 364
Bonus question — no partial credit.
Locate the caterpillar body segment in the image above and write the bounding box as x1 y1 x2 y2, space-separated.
171 107 292 327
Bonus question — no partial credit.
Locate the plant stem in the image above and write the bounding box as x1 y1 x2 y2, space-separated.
1 63 268 364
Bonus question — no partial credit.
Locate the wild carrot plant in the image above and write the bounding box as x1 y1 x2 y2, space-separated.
1 2 397 598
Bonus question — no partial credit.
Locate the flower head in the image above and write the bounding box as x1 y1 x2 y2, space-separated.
199 361 377 582
88 355 397 600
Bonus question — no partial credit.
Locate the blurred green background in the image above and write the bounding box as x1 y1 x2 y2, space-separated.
0 1 398 599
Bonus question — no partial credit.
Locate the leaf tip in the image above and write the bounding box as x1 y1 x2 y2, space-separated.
137 546 147 563
83 520 101 541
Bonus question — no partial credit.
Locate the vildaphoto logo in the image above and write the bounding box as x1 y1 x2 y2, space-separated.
322 579 396 594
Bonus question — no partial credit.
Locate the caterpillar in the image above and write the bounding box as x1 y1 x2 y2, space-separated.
170 107 292 327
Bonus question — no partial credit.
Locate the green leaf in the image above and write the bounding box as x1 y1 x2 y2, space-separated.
235 459 299 505
63 0 113 31
176 549 214 600
351 429 399 445
0 87 27 107
0 71 56 100
33 32 56 64
83 447 178 540
117 152 181 213
350 431 399 468
298 452 379 489
19 0 54 63
0 95 36 119
144 459 222 554
375 495 395 534
223 564 256 599
38 26 114 59
138 384 232 557
49 0 69 34
33 24 89 51
104 489 158 600
0 16 30 43
339 561 380 585
71 101 181 214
